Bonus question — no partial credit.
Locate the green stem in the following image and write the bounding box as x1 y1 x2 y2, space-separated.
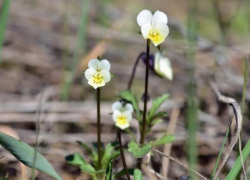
236 57 249 180
0 0 11 65
187 0 198 179
140 39 150 146
117 129 131 180
211 121 232 179
97 88 102 170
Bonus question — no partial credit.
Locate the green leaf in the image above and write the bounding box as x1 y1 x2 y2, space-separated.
152 134 175 147
77 141 97 161
120 90 139 113
0 133 62 180
102 142 120 169
148 94 169 120
134 169 143 180
151 119 163 126
66 153 97 174
149 111 167 122
105 161 113 180
225 138 250 180
114 168 134 179
128 141 151 158
66 153 86 166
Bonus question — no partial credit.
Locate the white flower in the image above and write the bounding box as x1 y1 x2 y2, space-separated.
112 101 133 130
84 59 111 89
154 52 173 80
137 10 169 46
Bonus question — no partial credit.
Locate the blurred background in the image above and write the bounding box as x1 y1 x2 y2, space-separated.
0 0 249 179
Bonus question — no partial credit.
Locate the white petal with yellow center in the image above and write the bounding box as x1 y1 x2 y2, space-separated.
88 71 105 89
137 9 169 46
113 111 132 130
149 23 169 46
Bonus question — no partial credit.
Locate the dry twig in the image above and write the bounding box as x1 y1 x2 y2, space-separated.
209 80 246 180
154 149 207 180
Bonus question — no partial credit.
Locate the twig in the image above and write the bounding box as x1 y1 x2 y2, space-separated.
154 149 207 180
162 108 180 179
209 80 246 180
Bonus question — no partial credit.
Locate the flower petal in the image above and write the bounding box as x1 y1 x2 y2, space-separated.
124 103 133 113
100 69 111 83
154 23 169 38
159 58 173 80
84 68 96 80
88 77 105 89
152 11 168 26
123 111 132 122
137 10 152 26
88 59 100 69
116 123 130 130
154 55 173 80
150 23 169 46
99 59 111 71
112 111 122 122
141 22 152 39
112 101 122 112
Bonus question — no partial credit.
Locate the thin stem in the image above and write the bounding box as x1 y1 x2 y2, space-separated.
211 121 232 179
97 87 102 170
127 52 145 90
117 129 131 180
140 39 150 145
0 0 11 65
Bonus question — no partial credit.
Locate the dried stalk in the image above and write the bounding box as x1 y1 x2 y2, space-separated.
209 80 246 180
154 149 207 180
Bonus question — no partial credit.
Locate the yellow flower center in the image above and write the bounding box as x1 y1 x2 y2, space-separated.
148 30 164 44
117 115 128 125
92 73 104 84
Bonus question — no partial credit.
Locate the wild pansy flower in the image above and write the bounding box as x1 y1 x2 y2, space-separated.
85 59 111 89
112 101 133 130
154 52 173 80
137 10 169 46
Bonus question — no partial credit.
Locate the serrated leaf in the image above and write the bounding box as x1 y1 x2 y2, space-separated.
153 134 175 147
120 90 139 113
134 169 143 180
148 94 169 120
105 161 113 180
128 141 151 158
0 133 62 180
